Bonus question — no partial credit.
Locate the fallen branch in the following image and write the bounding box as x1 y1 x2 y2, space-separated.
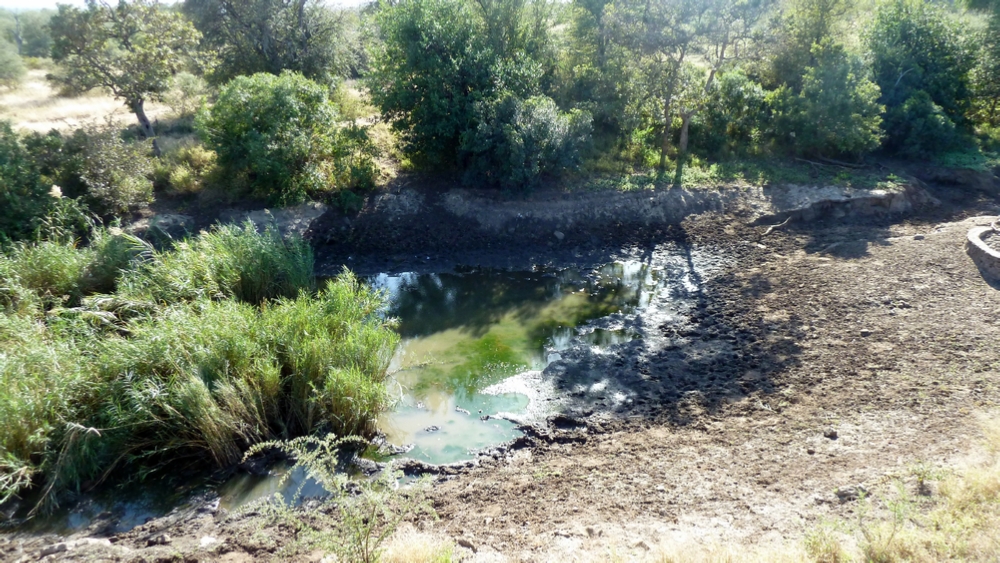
756 216 792 242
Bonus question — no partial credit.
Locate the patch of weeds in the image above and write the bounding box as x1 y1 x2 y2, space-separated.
239 434 436 563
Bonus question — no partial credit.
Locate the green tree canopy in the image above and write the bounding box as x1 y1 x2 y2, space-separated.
49 0 201 149
865 0 974 154
182 0 355 85
367 0 547 168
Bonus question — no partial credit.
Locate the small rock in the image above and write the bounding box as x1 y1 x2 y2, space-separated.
146 533 171 546
554 231 565 241
39 543 68 557
634 540 651 551
823 428 839 440
835 485 868 503
424 425 440 433
457 538 477 552
586 526 598 538
913 234 925 240
807 448 816 455
199 536 218 548
859 329 872 337
455 407 471 415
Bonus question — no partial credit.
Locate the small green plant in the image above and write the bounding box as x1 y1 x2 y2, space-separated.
241 434 436 563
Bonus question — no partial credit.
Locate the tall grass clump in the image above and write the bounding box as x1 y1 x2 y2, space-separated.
118 222 314 305
0 226 398 513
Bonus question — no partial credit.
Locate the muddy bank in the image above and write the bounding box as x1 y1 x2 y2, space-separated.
309 175 937 276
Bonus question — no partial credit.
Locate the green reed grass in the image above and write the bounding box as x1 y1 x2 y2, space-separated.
0 225 397 513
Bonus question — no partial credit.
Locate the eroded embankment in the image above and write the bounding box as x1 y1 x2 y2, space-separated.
309 178 935 276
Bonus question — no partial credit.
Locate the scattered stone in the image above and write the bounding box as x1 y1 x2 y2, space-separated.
424 425 440 433
146 533 171 546
39 543 68 557
554 231 565 241
586 526 599 538
456 407 471 415
913 234 925 240
199 536 218 548
807 448 816 455
860 329 873 337
835 485 868 503
823 428 839 440
457 538 477 552
634 540 652 551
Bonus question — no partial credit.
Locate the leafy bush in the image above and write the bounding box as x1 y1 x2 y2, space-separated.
196 71 377 204
460 94 592 191
155 141 219 195
368 0 543 168
691 71 768 158
887 90 962 158
767 42 884 159
0 121 52 242
0 41 25 88
162 71 209 118
76 124 154 216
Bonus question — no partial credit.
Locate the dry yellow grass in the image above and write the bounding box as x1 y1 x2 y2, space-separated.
381 525 455 563
0 69 171 133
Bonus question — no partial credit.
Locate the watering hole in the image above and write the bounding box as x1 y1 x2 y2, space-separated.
16 249 717 533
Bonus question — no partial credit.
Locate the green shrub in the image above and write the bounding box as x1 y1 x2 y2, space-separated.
885 90 963 159
155 141 219 195
460 94 592 191
367 0 543 169
0 41 25 88
162 71 209 118
78 125 154 216
0 122 52 242
692 71 768 158
767 41 884 159
196 71 377 204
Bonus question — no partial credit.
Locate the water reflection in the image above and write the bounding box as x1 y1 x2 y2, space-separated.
371 261 658 463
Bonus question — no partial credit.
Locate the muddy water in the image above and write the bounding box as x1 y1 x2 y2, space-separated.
372 263 655 464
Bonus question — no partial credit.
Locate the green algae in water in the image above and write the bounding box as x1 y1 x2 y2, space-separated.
371 263 657 464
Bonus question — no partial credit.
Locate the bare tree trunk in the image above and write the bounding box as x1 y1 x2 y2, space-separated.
130 98 160 157
12 14 22 55
673 110 694 186
659 98 672 170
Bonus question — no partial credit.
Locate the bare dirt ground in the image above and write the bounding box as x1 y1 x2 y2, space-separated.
0 70 170 133
3 169 1000 562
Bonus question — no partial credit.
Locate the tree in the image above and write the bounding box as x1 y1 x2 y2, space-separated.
3 10 55 58
970 5 1000 127
0 41 24 88
767 41 884 159
865 0 974 154
606 0 772 170
182 0 355 85
49 0 201 152
367 0 545 168
764 0 851 91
